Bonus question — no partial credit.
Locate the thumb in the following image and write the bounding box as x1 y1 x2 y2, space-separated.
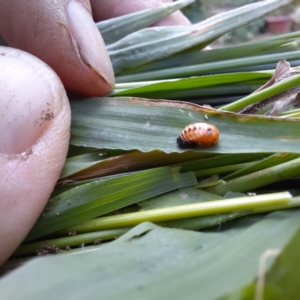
0 47 71 265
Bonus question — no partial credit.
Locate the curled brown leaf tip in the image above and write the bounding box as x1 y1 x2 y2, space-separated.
239 60 300 116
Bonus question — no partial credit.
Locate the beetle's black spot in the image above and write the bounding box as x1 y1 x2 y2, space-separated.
177 137 197 148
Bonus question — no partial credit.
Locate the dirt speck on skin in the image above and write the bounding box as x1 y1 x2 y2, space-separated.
34 107 55 126
36 245 63 256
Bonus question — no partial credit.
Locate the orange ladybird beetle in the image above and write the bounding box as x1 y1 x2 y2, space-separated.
177 122 219 148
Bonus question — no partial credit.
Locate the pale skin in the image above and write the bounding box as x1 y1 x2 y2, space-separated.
0 0 190 265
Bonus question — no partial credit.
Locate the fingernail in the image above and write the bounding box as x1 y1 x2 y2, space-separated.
66 0 114 86
0 48 62 155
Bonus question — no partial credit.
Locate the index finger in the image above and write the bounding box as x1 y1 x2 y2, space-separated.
0 0 115 96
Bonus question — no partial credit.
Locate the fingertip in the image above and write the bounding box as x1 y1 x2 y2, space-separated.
0 47 71 265
0 48 65 154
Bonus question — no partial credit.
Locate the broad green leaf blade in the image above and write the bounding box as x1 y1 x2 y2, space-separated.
263 220 300 300
2 210 300 299
108 0 292 74
26 166 197 242
96 0 195 45
112 72 271 99
70 97 300 154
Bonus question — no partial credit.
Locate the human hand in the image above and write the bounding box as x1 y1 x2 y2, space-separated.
0 0 190 265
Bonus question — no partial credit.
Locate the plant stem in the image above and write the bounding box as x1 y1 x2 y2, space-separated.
252 196 300 214
61 192 291 234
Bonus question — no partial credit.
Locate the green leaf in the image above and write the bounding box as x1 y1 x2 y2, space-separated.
116 50 300 82
223 152 300 180
207 157 300 196
60 149 212 180
70 97 300 154
138 187 249 231
180 153 269 173
25 166 197 242
117 32 300 76
108 0 292 74
194 161 255 178
2 209 300 299
139 187 222 209
97 0 195 45
263 221 300 299
112 72 271 99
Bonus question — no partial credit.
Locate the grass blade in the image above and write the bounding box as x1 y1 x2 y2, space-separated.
61 150 212 180
70 97 300 154
25 166 197 241
112 72 270 98
109 0 292 74
117 33 300 76
223 152 300 180
97 0 195 45
207 157 300 196
116 50 300 82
